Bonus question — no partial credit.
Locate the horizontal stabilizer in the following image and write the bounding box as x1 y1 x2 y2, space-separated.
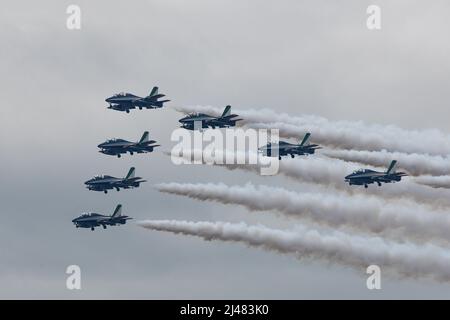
153 100 170 108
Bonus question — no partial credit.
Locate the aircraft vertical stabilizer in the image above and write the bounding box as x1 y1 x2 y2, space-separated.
386 160 398 174
125 167 135 180
112 204 122 218
221 105 232 117
300 133 311 146
139 131 149 144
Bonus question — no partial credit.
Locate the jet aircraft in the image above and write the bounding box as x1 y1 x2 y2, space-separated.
258 133 320 159
345 160 407 188
178 105 242 130
98 131 160 158
105 87 170 113
84 167 146 193
72 204 132 231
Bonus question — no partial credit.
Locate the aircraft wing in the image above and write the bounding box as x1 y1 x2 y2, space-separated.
142 94 165 101
221 114 240 119
282 145 300 151
191 115 217 122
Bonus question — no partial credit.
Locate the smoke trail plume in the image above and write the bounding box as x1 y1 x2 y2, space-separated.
168 150 450 208
414 176 450 189
174 105 450 155
322 149 450 176
156 182 450 242
273 158 450 208
138 219 450 281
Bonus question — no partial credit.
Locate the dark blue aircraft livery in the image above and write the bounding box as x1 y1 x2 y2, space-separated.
106 86 170 113
84 167 146 193
179 105 242 130
345 160 407 188
72 204 132 231
98 131 160 158
258 133 321 159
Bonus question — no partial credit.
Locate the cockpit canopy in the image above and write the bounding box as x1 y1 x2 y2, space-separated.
105 138 125 143
114 92 128 97
80 212 100 217
352 169 371 174
93 175 112 179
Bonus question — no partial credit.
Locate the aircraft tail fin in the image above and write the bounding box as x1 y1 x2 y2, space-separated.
149 86 158 97
138 131 149 144
221 105 231 118
386 160 398 174
125 167 135 180
111 204 122 218
300 132 311 146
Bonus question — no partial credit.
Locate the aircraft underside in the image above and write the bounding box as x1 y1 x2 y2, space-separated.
347 179 396 188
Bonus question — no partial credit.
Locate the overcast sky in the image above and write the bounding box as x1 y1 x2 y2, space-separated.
1 0 450 299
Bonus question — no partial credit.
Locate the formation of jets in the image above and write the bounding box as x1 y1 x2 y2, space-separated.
74 85 409 231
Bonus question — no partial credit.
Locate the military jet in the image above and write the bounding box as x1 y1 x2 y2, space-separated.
98 131 160 158
84 167 146 193
345 160 407 188
179 105 242 130
72 204 132 231
105 87 170 113
258 133 320 160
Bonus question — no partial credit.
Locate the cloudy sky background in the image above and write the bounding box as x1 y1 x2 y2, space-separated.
1 0 450 298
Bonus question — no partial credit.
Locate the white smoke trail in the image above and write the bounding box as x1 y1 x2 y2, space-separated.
138 219 450 281
414 176 450 189
156 182 450 242
174 105 450 155
167 150 450 208
274 158 450 208
322 149 450 176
